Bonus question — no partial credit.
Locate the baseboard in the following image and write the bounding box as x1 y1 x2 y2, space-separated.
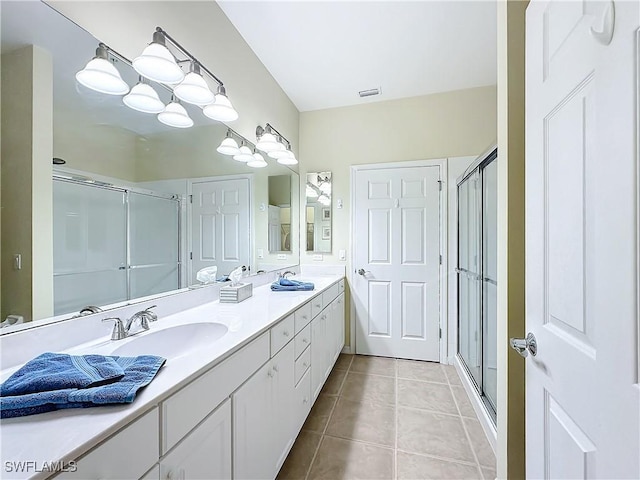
453 356 497 454
341 345 353 354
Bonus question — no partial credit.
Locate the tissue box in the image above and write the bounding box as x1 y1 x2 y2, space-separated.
219 283 253 303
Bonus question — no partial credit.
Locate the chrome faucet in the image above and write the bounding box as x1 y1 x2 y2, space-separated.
102 305 158 341
279 271 296 279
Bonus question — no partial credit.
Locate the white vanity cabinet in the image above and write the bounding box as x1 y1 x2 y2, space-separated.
233 341 295 480
159 399 232 480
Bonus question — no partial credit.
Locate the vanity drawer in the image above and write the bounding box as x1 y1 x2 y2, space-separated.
322 283 340 307
294 346 311 386
294 323 311 359
293 368 311 433
57 407 159 480
294 302 312 333
162 332 269 454
270 314 295 356
338 279 345 294
310 295 324 319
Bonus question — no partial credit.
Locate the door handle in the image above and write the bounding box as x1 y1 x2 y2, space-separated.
510 332 537 358
356 268 370 276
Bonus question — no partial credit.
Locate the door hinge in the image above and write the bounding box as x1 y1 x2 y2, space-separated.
439 255 442 265
189 194 193 204
190 252 193 260
438 180 443 191
439 327 442 339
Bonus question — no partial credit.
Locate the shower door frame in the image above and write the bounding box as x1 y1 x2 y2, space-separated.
456 147 498 421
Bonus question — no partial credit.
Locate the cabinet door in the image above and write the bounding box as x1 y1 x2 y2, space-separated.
233 360 275 480
272 341 296 475
320 308 333 381
310 315 326 401
332 293 345 362
160 399 231 480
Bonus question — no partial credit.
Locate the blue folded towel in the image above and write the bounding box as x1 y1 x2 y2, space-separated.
0 355 165 419
271 278 315 292
0 352 125 396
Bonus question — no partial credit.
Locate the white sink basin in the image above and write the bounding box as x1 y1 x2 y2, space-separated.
111 322 228 359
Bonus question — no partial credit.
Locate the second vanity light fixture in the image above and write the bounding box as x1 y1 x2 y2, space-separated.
76 28 238 128
255 124 298 165
217 128 267 168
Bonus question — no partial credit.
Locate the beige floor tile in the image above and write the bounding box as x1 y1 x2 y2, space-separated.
307 436 394 480
397 451 482 480
326 396 395 447
451 385 477 418
333 354 354 371
398 379 458 415
443 365 463 385
398 407 475 463
397 359 448 384
463 418 496 468
340 372 396 405
481 466 497 480
277 431 322 480
303 394 337 433
321 368 347 396
350 355 397 377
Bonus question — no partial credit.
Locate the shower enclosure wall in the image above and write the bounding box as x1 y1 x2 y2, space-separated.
53 177 181 317
457 148 497 420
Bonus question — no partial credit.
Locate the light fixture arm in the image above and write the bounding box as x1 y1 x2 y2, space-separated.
155 27 224 88
225 127 257 151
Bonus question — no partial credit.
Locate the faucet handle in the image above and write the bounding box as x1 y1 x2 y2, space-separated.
139 305 158 329
102 317 126 341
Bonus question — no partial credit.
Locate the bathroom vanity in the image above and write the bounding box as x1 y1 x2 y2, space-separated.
0 273 345 480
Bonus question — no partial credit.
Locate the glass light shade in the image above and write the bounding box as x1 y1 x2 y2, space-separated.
133 43 185 84
76 58 129 95
277 150 298 165
216 137 240 155
247 152 268 168
256 132 280 152
174 72 215 105
157 101 193 128
123 82 165 113
306 185 318 198
267 145 289 159
203 93 239 122
233 145 254 162
319 182 331 194
318 195 331 206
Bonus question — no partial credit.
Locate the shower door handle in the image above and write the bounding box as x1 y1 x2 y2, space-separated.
510 332 537 358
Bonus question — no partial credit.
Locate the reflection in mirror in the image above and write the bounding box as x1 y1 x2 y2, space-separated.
0 1 299 330
268 175 292 253
305 172 332 253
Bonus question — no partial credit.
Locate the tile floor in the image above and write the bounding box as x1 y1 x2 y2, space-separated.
277 354 496 480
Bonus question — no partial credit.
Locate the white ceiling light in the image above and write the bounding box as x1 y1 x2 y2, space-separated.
277 148 298 165
203 85 239 122
123 77 164 113
158 97 193 128
217 130 241 155
255 126 282 152
133 30 185 84
76 43 129 95
247 151 268 168
174 62 215 106
233 143 254 162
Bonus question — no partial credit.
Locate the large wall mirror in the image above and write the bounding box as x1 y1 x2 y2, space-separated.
305 172 332 253
0 1 300 330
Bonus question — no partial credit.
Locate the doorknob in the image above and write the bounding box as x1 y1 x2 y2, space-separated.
356 268 369 276
510 332 537 358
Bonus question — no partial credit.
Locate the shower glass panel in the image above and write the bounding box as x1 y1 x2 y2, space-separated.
457 148 497 420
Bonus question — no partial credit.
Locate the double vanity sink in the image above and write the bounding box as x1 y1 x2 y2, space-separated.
0 273 345 480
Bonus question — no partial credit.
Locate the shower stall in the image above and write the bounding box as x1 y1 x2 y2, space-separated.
53 176 181 316
457 148 497 420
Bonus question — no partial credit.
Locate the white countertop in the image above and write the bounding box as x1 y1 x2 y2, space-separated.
0 274 342 480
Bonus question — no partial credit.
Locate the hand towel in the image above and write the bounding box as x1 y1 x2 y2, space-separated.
0 355 166 419
0 352 125 396
270 278 315 292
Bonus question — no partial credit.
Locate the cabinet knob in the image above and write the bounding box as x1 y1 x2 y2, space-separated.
302 338 308 343
283 330 290 337
302 315 308 319
272 364 279 373
303 397 308 404
303 362 308 368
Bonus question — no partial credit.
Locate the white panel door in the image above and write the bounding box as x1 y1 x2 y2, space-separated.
191 178 250 282
353 165 441 361
526 1 639 478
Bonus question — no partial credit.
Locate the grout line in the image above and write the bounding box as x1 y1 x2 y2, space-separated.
395 447 482 469
397 403 465 419
303 433 323 480
323 433 396 451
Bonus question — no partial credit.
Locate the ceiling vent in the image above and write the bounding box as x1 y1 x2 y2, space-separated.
358 87 381 98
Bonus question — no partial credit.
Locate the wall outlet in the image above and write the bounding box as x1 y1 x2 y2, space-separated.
313 254 323 261
337 199 343 209
277 254 287 260
339 249 346 261
257 249 264 259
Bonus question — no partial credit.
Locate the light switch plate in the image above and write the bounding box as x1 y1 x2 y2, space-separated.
257 249 264 259
339 249 346 261
313 254 323 261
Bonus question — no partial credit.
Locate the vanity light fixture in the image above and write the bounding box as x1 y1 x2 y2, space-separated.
174 62 215 106
203 85 239 122
217 129 241 155
133 29 185 84
233 142 255 162
277 147 298 166
257 124 296 163
76 43 129 95
158 96 194 128
247 150 268 168
306 184 319 198
123 77 165 114
255 126 281 153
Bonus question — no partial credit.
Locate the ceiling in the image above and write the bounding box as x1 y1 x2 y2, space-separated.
218 1 497 112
